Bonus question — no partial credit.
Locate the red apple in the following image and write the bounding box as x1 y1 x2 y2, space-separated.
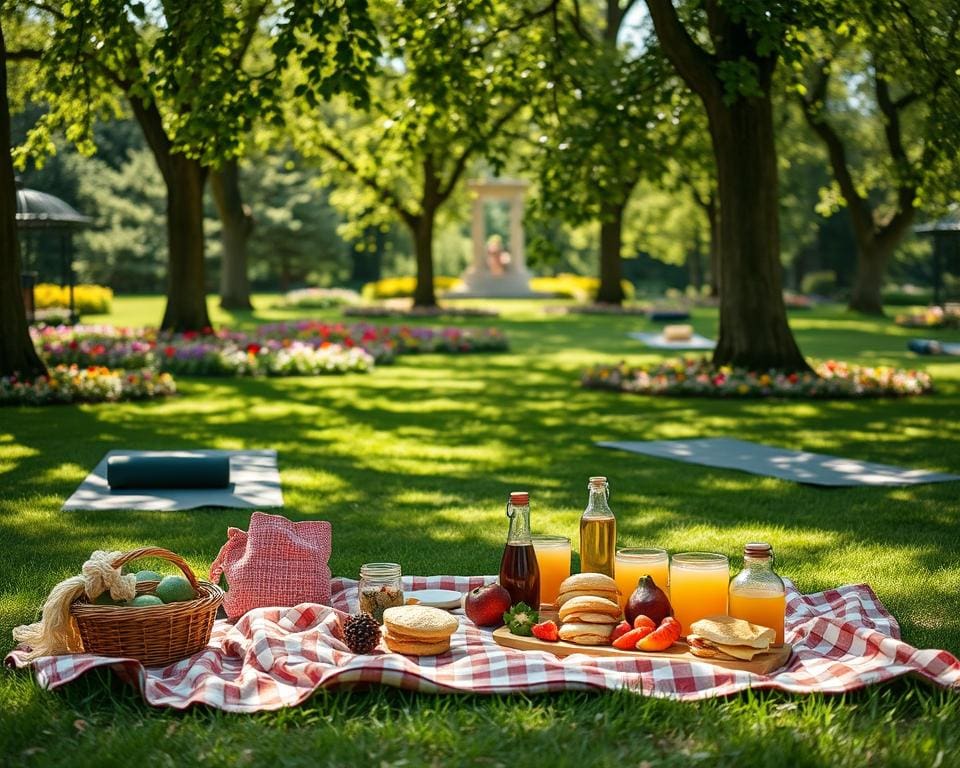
463 583 512 627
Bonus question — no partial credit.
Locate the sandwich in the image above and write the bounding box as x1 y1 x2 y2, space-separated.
382 605 459 656
557 622 616 645
555 573 619 608
686 615 776 661
557 595 622 625
663 324 693 342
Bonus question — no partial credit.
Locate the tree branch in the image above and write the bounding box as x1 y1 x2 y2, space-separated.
4 48 43 61
799 62 874 241
437 104 523 202
318 139 417 225
643 0 718 103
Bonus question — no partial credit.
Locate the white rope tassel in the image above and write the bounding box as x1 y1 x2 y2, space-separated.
12 550 137 661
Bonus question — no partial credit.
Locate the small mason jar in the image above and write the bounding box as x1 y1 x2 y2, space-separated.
358 562 404 623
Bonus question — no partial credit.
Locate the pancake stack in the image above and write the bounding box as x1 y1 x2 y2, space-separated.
382 605 459 656
554 573 622 645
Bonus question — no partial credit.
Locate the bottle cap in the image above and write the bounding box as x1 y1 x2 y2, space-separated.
744 542 773 558
509 491 529 506
588 476 607 488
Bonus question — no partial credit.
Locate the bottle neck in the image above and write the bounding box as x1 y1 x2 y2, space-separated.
584 485 612 517
506 503 532 544
743 556 774 572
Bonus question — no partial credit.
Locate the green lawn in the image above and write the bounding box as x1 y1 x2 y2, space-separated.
2 296 959 767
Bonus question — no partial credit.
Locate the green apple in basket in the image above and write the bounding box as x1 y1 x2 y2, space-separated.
126 595 164 607
154 575 197 603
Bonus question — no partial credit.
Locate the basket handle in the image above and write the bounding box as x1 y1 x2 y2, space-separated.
109 547 201 590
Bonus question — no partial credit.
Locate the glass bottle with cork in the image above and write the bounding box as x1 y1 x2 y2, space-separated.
728 542 786 643
579 476 616 577
499 491 541 608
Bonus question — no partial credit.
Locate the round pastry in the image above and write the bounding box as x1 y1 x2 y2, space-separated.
555 573 619 607
382 605 459 656
558 622 615 645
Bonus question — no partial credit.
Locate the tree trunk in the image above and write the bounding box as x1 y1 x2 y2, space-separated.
211 159 254 311
596 201 626 304
687 226 704 292
410 211 437 308
708 95 809 371
848 241 894 315
160 154 212 332
706 195 720 297
0 23 46 379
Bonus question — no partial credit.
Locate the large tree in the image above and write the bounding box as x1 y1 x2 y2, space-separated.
531 4 680 305
0 15 45 378
798 6 960 315
293 0 532 308
644 0 811 371
11 0 377 331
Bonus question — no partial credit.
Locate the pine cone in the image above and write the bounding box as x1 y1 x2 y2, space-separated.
343 612 381 654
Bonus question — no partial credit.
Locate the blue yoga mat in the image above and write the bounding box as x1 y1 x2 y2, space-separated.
107 455 230 490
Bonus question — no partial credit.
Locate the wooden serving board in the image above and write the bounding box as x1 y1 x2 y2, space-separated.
492 616 792 675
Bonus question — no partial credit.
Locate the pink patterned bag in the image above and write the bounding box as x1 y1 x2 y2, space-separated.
210 511 332 620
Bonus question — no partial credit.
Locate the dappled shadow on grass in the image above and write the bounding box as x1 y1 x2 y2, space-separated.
1 308 959 656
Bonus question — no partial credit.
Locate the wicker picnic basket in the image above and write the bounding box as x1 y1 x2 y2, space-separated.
71 547 224 666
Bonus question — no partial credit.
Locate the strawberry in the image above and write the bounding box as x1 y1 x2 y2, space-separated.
611 625 654 650
633 615 657 632
635 617 682 652
531 620 559 642
610 620 632 643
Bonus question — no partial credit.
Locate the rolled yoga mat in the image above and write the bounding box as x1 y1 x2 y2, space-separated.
107 455 231 490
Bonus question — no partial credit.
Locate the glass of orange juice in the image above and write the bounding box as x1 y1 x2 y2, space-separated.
531 535 571 607
670 552 729 636
615 548 669 609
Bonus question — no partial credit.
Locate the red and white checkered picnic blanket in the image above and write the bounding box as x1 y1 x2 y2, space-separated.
6 576 959 711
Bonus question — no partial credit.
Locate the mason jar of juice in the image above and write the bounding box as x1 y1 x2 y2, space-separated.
670 552 729 636
729 542 786 644
579 476 616 577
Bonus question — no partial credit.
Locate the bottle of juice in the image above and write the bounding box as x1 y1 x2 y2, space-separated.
729 542 786 643
579 476 616 577
499 491 541 608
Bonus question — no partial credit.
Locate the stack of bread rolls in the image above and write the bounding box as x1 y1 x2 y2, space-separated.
554 573 622 645
382 605 459 655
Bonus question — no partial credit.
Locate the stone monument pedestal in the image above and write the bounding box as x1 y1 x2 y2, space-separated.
446 178 545 299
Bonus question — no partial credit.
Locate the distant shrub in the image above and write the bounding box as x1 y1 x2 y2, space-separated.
34 283 113 314
530 273 636 301
362 276 462 300
801 271 837 296
281 287 361 308
883 284 933 306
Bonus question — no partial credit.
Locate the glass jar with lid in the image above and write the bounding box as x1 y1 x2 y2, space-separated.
358 562 404 623
728 543 786 643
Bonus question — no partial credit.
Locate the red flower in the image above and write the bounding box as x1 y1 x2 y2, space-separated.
246 343 261 355
183 330 198 341
164 345 176 358
91 344 106 355
69 340 79 350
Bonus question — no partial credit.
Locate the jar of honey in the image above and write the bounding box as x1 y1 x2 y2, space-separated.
728 543 786 643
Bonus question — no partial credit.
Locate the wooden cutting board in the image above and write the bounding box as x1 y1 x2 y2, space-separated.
492 623 792 675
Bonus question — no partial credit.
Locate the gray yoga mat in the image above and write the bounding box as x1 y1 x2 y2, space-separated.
63 449 283 510
597 438 960 487
107 455 230 490
628 331 716 350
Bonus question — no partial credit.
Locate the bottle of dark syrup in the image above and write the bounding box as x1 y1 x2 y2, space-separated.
499 491 541 608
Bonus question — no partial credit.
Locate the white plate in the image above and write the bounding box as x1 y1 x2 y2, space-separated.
405 589 463 609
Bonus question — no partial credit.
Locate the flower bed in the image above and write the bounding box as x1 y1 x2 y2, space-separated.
582 358 932 399
895 306 960 329
0 365 176 407
32 321 507 377
279 287 361 309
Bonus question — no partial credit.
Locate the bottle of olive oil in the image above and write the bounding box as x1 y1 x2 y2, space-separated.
579 476 616 577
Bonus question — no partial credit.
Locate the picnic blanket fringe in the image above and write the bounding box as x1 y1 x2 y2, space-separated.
12 551 135 661
6 576 960 710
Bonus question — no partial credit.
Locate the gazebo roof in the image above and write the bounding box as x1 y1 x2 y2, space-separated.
15 181 91 230
915 210 960 234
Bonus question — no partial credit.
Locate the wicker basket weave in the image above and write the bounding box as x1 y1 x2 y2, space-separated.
71 547 224 667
